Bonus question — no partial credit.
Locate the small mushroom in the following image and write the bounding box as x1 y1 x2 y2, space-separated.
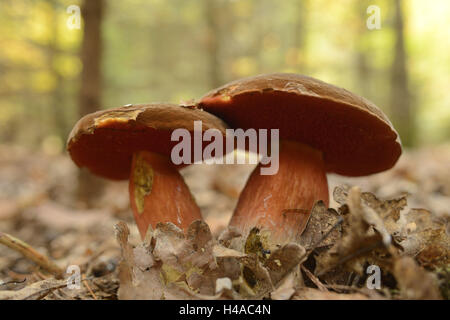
67 103 228 238
200 73 402 246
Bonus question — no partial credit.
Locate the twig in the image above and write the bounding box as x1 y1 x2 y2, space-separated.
0 279 68 300
324 283 385 299
300 265 328 292
316 240 383 277
49 289 67 300
35 270 49 280
35 287 60 300
324 284 373 295
0 231 63 278
82 276 98 300
0 278 26 287
334 240 382 267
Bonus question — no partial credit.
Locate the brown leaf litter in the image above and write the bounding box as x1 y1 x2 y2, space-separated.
0 144 449 300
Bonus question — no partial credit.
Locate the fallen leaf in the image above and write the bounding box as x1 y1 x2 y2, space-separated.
292 287 369 300
393 256 442 300
316 187 387 275
0 279 67 300
298 200 342 250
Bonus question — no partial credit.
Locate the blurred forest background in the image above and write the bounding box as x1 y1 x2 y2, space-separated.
1 0 450 149
0 0 449 205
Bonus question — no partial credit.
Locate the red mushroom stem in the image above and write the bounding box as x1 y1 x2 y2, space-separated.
129 150 202 238
229 140 329 246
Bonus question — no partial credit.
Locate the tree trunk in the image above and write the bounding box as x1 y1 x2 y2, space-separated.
49 0 67 142
77 0 105 207
204 0 222 88
390 0 414 147
293 0 306 69
355 0 371 99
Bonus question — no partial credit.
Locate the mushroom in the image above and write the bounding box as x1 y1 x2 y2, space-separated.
199 73 402 246
67 103 228 238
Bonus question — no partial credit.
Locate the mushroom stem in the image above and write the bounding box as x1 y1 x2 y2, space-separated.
129 150 202 238
229 140 329 246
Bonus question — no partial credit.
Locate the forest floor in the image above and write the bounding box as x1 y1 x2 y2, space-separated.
0 143 449 300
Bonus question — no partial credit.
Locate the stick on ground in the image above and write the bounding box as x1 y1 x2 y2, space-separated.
0 231 63 278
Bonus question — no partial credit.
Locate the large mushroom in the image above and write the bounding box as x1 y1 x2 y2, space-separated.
67 103 228 238
200 73 402 246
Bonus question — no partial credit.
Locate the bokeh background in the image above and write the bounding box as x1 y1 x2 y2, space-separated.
1 0 450 149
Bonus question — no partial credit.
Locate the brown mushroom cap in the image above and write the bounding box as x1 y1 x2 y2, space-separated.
199 73 402 177
67 103 228 180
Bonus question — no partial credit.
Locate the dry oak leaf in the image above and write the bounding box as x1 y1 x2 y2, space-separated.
115 221 239 300
333 185 449 269
236 228 307 299
116 220 307 300
393 256 442 300
398 208 449 268
316 186 389 276
298 200 342 250
0 279 67 300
